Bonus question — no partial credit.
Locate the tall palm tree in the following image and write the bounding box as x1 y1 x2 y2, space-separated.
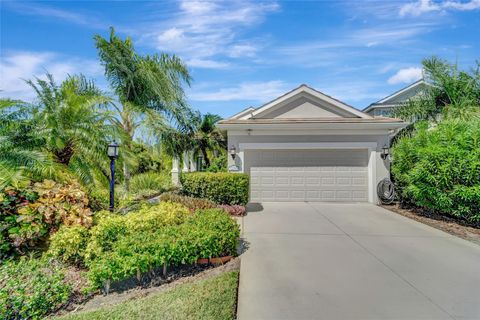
94 27 192 122
95 27 193 188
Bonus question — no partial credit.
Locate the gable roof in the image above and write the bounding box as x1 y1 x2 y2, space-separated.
232 84 372 120
363 79 428 113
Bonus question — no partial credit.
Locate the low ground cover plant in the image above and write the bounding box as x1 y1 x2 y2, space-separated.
217 204 246 216
158 192 216 212
0 256 74 320
392 119 480 222
180 172 249 205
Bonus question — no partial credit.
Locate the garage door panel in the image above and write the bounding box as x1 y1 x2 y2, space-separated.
247 149 368 202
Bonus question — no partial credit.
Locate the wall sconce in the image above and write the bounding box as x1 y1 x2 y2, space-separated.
229 145 237 159
381 144 390 160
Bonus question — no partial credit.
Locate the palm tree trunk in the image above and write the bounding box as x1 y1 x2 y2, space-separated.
123 161 130 192
201 147 210 168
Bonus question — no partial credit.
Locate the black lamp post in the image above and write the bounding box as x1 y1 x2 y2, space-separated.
107 141 119 211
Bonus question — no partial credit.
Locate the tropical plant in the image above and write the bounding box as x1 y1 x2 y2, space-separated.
94 27 192 189
393 57 480 123
0 180 93 258
392 119 480 222
94 27 192 121
190 113 226 167
0 74 116 189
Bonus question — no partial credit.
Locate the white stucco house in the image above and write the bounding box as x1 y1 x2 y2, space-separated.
216 84 406 204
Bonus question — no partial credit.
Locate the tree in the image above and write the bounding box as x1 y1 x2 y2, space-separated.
0 74 116 189
94 27 192 123
94 27 193 189
191 113 226 167
393 57 480 123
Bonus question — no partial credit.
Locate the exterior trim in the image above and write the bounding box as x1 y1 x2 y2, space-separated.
238 142 377 151
240 84 371 120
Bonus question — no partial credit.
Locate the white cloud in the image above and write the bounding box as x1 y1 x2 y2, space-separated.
0 51 102 100
4 2 106 28
400 0 480 17
148 0 279 68
186 59 230 69
388 67 423 84
189 81 288 101
228 44 258 58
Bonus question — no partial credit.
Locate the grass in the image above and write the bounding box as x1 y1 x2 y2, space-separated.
58 271 239 320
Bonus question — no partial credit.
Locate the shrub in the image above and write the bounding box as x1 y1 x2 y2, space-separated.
180 172 249 205
0 180 93 258
392 119 480 222
159 192 216 212
129 172 173 198
48 225 90 265
85 208 239 288
206 154 227 172
0 257 72 320
84 203 190 263
217 204 246 216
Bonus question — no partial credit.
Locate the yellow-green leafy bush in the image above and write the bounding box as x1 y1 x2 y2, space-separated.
83 203 190 263
86 208 239 288
180 172 249 205
48 225 90 265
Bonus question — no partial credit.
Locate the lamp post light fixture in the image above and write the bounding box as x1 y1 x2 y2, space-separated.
381 144 390 160
107 141 119 211
229 145 237 159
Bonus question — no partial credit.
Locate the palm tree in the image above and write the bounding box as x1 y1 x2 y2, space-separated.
191 113 226 167
94 27 192 122
94 27 193 188
393 57 480 123
0 74 117 189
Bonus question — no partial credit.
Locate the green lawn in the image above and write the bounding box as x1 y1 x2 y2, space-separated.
59 271 239 320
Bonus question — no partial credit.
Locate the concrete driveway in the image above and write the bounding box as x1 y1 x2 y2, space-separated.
237 202 480 320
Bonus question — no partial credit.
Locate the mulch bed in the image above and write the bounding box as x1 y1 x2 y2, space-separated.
381 204 480 245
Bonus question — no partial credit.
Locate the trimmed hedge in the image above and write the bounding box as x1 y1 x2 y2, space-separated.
392 120 480 222
48 202 240 290
180 172 249 205
85 208 239 288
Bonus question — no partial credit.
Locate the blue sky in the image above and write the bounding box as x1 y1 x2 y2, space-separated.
1 0 479 117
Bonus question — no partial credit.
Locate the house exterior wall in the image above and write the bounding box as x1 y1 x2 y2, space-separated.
227 133 390 203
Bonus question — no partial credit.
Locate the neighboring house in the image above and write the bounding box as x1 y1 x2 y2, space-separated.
363 80 428 117
217 84 405 204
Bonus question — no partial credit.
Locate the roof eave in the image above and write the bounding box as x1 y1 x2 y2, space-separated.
218 121 406 131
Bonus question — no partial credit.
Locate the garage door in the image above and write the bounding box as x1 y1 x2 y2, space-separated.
247 149 368 202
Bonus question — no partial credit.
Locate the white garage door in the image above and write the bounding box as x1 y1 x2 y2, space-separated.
247 149 368 202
